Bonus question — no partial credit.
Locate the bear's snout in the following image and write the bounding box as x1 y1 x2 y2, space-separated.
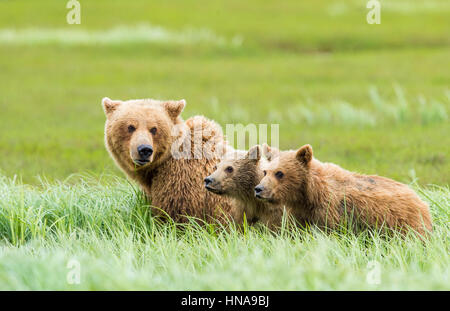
254 185 264 197
255 184 274 202
204 176 214 186
204 176 224 195
137 144 153 160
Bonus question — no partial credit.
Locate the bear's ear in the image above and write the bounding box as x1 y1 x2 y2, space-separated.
246 145 261 162
296 144 313 165
164 99 186 121
262 143 273 161
102 97 121 116
214 141 228 159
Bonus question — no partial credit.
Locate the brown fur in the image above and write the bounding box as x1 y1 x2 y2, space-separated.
204 145 286 230
102 97 234 223
257 144 433 236
262 143 281 162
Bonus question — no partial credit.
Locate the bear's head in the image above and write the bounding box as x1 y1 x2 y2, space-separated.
255 144 313 204
102 97 185 172
204 145 262 197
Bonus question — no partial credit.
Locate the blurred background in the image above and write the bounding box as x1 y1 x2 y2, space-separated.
0 0 448 185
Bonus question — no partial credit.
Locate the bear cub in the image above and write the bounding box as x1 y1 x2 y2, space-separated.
204 145 287 229
256 144 432 236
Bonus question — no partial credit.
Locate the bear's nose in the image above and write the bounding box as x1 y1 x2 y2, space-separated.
137 144 153 159
204 177 214 186
254 185 264 195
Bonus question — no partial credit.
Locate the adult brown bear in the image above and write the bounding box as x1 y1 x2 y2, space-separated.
102 97 234 223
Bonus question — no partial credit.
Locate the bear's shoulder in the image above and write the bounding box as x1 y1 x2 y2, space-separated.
184 115 224 142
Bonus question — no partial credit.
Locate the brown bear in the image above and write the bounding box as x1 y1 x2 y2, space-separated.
256 144 433 236
102 97 234 223
204 145 287 230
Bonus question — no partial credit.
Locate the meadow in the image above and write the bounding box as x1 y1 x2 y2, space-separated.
0 0 449 290
0 176 449 290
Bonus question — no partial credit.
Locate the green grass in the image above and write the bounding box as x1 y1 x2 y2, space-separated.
0 0 449 184
0 175 448 290
0 0 449 290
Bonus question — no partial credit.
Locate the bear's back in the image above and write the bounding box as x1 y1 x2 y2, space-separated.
317 162 432 235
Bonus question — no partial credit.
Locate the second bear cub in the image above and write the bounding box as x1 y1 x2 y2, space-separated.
204 145 286 229
256 144 432 236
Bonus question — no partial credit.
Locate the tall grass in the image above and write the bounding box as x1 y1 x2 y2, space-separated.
0 175 448 290
289 86 448 127
199 86 449 127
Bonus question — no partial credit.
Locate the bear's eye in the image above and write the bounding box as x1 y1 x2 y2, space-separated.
263 170 267 176
150 127 157 135
213 165 217 171
225 166 233 173
128 125 136 133
275 171 284 179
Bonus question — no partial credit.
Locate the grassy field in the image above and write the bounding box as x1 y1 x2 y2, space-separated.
0 0 449 290
0 175 448 290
